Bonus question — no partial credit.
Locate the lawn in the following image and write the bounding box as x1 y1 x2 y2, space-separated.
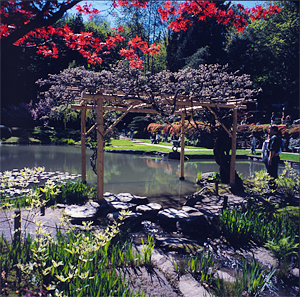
106 138 299 161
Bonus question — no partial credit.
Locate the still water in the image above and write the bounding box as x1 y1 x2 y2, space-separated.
0 145 283 206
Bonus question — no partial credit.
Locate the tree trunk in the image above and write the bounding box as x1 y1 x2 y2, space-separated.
213 128 243 188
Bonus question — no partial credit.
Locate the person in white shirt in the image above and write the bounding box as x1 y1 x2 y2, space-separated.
261 135 270 170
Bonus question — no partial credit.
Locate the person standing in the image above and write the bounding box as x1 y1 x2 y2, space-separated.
267 126 282 186
261 134 270 170
130 127 134 140
270 112 275 125
251 134 256 154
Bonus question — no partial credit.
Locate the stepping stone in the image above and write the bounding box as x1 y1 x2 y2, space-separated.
64 201 99 219
109 201 136 212
158 208 189 230
136 203 162 219
116 193 148 205
104 192 148 205
214 270 236 283
182 206 203 214
179 274 211 297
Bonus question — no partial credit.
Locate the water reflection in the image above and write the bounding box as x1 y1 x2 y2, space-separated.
0 145 284 205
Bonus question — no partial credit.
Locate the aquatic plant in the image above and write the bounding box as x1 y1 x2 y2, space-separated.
213 257 276 297
1 210 150 296
219 204 299 245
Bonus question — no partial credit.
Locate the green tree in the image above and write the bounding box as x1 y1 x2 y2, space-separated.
225 1 299 119
166 1 230 71
114 0 168 73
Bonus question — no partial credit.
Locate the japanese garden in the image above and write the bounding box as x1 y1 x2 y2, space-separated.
0 1 299 296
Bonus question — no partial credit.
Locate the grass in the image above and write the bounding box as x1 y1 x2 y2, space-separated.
105 139 299 161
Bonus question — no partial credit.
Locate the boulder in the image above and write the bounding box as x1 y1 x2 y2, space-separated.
158 208 189 231
184 193 205 207
136 203 162 220
106 212 143 231
176 212 219 237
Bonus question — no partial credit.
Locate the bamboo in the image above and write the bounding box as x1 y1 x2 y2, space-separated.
81 105 87 183
180 113 185 180
96 98 104 200
230 108 238 184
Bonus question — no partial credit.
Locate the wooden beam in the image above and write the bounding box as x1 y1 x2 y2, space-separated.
81 105 87 183
96 97 104 200
230 108 238 184
104 105 134 137
207 106 232 139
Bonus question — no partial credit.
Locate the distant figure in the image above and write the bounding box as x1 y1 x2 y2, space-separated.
130 127 134 140
285 115 291 126
122 123 126 136
267 125 282 183
150 133 156 144
250 135 256 154
270 112 275 125
155 132 161 143
261 135 270 170
241 116 247 125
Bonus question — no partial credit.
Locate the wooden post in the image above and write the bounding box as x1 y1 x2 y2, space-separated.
230 108 237 184
180 113 185 180
96 98 104 200
81 105 87 183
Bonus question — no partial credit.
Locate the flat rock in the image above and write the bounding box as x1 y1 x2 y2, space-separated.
116 192 148 205
179 274 211 297
182 206 203 215
109 201 136 212
214 270 236 283
155 236 201 253
158 208 189 230
64 201 99 219
136 203 162 219
104 192 148 205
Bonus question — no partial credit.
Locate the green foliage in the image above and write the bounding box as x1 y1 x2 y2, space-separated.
213 257 276 297
226 1 299 117
188 248 214 284
207 172 221 182
276 161 300 200
173 248 214 284
196 171 203 183
219 204 299 245
245 170 273 196
1 211 148 296
264 236 299 278
141 235 155 266
55 180 91 205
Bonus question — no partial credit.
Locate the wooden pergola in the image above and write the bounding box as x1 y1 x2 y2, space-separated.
71 90 253 200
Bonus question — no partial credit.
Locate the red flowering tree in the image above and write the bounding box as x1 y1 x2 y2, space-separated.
1 0 280 67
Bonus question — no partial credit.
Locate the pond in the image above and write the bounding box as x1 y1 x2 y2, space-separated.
0 145 284 207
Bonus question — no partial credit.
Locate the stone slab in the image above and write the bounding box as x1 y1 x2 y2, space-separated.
179 274 211 297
